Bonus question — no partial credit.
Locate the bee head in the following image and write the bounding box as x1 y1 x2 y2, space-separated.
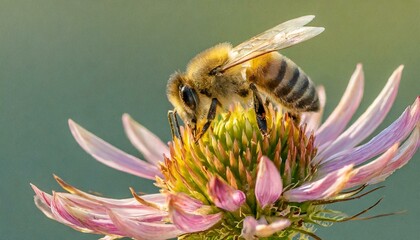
167 72 199 131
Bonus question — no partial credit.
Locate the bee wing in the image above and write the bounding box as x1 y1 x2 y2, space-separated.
221 15 324 71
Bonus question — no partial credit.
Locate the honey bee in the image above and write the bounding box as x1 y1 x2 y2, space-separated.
167 15 324 141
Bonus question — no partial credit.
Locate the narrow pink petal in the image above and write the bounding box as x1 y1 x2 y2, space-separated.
369 125 420 184
122 114 170 165
208 177 246 211
34 186 99 234
51 192 169 236
283 165 355 202
31 184 54 219
315 64 364 145
31 183 52 207
54 175 167 209
344 144 398 189
255 156 283 208
58 192 166 219
301 86 326 132
166 193 203 212
69 119 161 180
41 178 167 219
49 193 96 233
108 209 184 240
319 97 419 174
241 216 258 240
317 66 404 161
168 194 222 233
56 201 124 236
255 218 291 237
32 183 172 238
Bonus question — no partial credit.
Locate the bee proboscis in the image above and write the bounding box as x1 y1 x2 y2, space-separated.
167 15 324 141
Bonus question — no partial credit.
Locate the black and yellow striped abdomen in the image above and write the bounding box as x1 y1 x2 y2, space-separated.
247 52 319 112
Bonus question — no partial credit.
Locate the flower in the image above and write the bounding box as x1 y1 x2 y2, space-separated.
32 64 419 240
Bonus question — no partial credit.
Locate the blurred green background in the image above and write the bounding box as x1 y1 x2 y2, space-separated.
1 0 419 239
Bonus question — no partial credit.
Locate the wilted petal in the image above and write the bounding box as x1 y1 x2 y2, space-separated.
255 156 283 208
241 216 291 239
317 66 404 161
241 216 258 240
69 119 161 180
345 144 398 189
108 210 183 240
316 64 364 145
255 218 291 237
319 97 419 174
99 236 120 240
122 114 170 165
208 177 246 211
168 194 222 233
301 86 326 132
369 126 420 184
283 165 356 202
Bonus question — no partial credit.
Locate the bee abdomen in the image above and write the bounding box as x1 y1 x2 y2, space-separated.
252 53 319 112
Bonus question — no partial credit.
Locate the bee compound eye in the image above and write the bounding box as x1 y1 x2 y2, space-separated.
180 85 198 111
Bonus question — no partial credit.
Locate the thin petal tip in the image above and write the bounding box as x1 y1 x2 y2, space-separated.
122 113 132 123
68 118 77 128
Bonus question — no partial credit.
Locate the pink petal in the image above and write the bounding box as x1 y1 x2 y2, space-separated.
108 209 184 240
283 165 356 202
301 86 326 132
69 119 161 180
49 193 99 233
369 125 420 184
61 192 167 224
122 114 170 165
168 194 222 233
53 191 169 236
345 144 398 189
319 97 419 174
241 216 291 239
317 66 403 162
31 183 52 207
255 156 283 208
208 177 246 211
54 195 125 236
32 184 54 219
53 175 167 209
315 64 364 146
32 178 177 239
166 193 203 212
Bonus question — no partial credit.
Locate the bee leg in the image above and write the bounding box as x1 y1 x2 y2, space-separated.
168 110 183 144
194 98 218 142
250 83 268 136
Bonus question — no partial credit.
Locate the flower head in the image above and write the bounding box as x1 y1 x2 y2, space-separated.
32 65 419 239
